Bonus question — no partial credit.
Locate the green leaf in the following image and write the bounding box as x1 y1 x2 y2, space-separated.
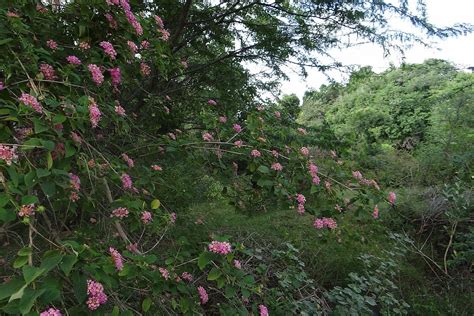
72 272 87 302
17 247 32 257
53 114 67 124
151 199 160 209
0 194 10 207
40 140 55 151
142 297 152 312
0 278 25 300
32 118 49 134
59 254 78 276
65 141 76 157
40 251 63 273
257 165 270 173
365 296 377 306
0 38 13 45
47 152 53 169
40 181 56 197
13 256 29 269
0 208 15 223
19 288 45 314
256 179 273 187
207 267 222 281
21 196 38 205
22 266 45 284
36 169 51 178
24 171 36 188
8 284 27 302
198 252 212 270
110 306 120 316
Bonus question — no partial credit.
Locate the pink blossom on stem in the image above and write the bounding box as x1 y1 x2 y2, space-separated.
109 67 121 86
202 132 213 142
159 267 170 280
309 163 318 177
373 205 379 219
259 304 269 316
115 105 126 116
140 63 151 76
141 211 152 224
86 280 107 310
18 204 35 218
88 100 101 128
111 207 129 218
218 116 227 123
197 286 208 304
170 212 177 223
66 55 81 65
297 203 305 215
140 40 150 49
105 13 118 29
88 64 104 86
250 149 261 158
296 194 306 205
234 140 243 148
233 124 242 133
40 308 62 316
79 41 90 50
208 241 232 255
300 147 310 156
121 173 133 190
388 192 396 205
109 247 124 271
313 218 324 229
0 81 4 90
0 144 18 165
312 176 320 185
271 162 283 171
71 131 82 144
40 63 57 80
352 171 363 180
233 260 242 269
274 111 281 118
100 41 117 60
69 173 81 191
151 165 162 171
127 40 138 54
19 93 43 113
46 39 58 50
297 127 307 135
181 272 193 282
121 153 134 168
207 99 217 106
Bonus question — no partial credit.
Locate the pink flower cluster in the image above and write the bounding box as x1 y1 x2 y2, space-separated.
0 144 18 165
141 40 150 49
197 286 208 304
151 165 162 171
259 304 269 316
181 272 193 282
121 173 133 190
300 147 310 156
271 162 283 171
297 127 307 135
0 81 4 90
88 64 104 86
234 140 243 148
202 132 213 142
40 308 62 316
69 173 81 202
109 67 121 86
88 100 101 128
308 163 320 185
233 124 242 133
233 260 242 269
250 149 261 158
219 116 227 123
352 171 380 190
127 40 138 54
109 247 124 271
313 217 337 230
108 0 143 35
141 211 152 224
115 104 126 116
155 16 170 41
19 93 43 113
18 204 35 218
140 63 151 76
388 192 396 205
296 193 306 215
111 207 129 218
66 55 81 65
159 267 170 280
121 153 134 168
207 99 217 106
79 41 90 50
100 41 117 60
86 279 107 310
373 205 379 219
40 63 57 80
71 131 82 144
274 111 281 118
46 39 58 50
170 212 177 223
105 13 118 29
208 241 232 255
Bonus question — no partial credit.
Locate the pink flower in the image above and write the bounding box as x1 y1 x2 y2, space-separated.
0 144 18 165
70 191 79 202
202 132 213 142
66 55 81 65
71 132 82 144
39 63 57 80
207 99 217 106
181 59 188 68
79 41 90 50
296 194 306 204
233 260 242 269
18 204 35 218
297 203 305 215
352 171 363 180
0 81 4 90
170 212 177 223
88 100 101 128
115 105 126 116
100 41 117 60
271 162 283 171
388 192 396 205
86 280 107 310
300 147 310 156
140 63 151 76
141 211 152 224
40 308 62 316
111 207 129 218
121 173 133 190
121 153 134 168
181 272 193 282
19 93 43 113
140 40 150 49
159 28 170 41
297 127 307 135
197 286 208 305
234 140 243 148
274 111 281 118
7 11 20 18
105 13 118 29
154 15 165 28
168 132 176 140
312 176 320 185
259 304 269 316
159 267 170 280
127 40 138 54
373 205 379 219
323 217 337 229
127 243 139 253
208 241 232 255
309 163 318 177
218 116 227 123
233 124 242 133
271 150 279 158
69 173 81 191
313 218 324 229
151 165 162 171
124 10 143 35
250 149 261 158
88 64 104 86
46 39 58 50
109 247 124 271
109 67 121 86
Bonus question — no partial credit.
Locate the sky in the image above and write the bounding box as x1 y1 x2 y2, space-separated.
279 0 474 100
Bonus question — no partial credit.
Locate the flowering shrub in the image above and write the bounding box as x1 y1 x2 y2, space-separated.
0 1 396 315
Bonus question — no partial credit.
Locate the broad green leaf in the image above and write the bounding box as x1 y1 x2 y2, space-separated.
207 267 221 281
0 278 24 300
13 256 29 269
19 288 46 314
47 152 53 169
17 247 32 256
198 252 212 270
142 297 152 312
151 199 160 209
22 266 45 284
257 165 270 173
32 118 49 134
36 169 50 178
59 254 78 276
21 196 38 205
